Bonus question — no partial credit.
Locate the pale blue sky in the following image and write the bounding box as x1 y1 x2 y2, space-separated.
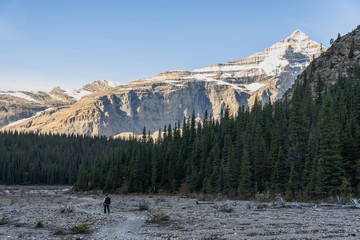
1 0 360 91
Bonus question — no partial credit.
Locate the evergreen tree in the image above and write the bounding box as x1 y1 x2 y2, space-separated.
224 141 239 194
341 121 357 189
315 93 343 196
238 150 252 195
348 39 355 58
315 73 324 105
303 131 317 196
272 146 289 193
288 83 308 192
286 164 299 200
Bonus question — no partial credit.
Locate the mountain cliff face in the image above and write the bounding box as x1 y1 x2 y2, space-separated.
0 91 66 128
1 30 324 136
285 25 360 99
0 80 118 128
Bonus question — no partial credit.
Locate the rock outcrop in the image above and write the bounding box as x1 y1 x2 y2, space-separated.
0 91 65 127
1 30 324 136
285 25 360 99
0 80 118 128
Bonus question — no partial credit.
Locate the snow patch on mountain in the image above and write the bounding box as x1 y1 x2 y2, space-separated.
165 80 180 83
104 80 122 88
259 56 289 76
184 73 215 81
0 92 39 103
243 83 266 92
215 80 243 91
6 107 54 127
61 88 92 100
192 64 258 73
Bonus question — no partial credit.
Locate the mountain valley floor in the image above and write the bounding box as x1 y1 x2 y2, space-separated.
1 186 360 239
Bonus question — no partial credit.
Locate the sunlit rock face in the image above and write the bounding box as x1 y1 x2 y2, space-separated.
285 25 360 99
0 80 118 128
1 30 324 136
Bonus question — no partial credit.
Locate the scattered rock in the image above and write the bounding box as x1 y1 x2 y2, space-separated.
1 186 360 239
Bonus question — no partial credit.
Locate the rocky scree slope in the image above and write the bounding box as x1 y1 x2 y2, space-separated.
1 30 324 136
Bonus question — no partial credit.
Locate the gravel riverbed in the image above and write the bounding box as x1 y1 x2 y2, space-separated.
1 186 360 239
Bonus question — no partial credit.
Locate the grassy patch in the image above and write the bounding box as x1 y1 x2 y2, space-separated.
0 217 8 225
54 229 65 235
70 224 91 234
220 207 234 213
147 207 170 223
60 207 74 213
35 221 44 228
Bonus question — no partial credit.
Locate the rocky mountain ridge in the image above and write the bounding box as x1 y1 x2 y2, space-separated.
285 25 360 98
1 30 324 136
0 80 119 128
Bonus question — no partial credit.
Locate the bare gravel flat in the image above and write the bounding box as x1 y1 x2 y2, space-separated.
1 186 360 239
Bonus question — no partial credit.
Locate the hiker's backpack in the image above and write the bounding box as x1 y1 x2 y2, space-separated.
105 196 111 205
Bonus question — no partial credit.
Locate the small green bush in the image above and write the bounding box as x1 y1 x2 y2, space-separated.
221 207 234 213
35 221 44 228
147 207 170 223
54 229 65 235
60 207 74 213
70 224 90 234
0 217 8 225
15 223 23 227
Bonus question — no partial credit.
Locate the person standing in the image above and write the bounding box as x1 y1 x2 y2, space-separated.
103 193 111 214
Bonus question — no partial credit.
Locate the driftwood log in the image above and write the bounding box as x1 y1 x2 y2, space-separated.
271 197 360 209
196 201 214 205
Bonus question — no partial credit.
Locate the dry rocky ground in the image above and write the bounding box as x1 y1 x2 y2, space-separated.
1 186 360 239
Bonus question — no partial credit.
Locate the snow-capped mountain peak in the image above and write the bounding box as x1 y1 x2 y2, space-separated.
288 29 308 41
135 29 324 102
1 29 326 137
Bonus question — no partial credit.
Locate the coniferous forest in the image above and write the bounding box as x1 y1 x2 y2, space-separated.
1 65 360 200
0 133 127 185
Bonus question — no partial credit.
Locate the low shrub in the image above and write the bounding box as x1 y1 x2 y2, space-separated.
35 221 44 228
147 207 170 223
54 229 65 235
139 200 150 211
221 207 234 213
70 224 90 234
60 207 74 213
0 217 8 225
218 204 234 213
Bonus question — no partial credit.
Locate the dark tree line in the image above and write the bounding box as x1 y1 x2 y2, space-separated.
1 65 360 200
0 132 127 185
